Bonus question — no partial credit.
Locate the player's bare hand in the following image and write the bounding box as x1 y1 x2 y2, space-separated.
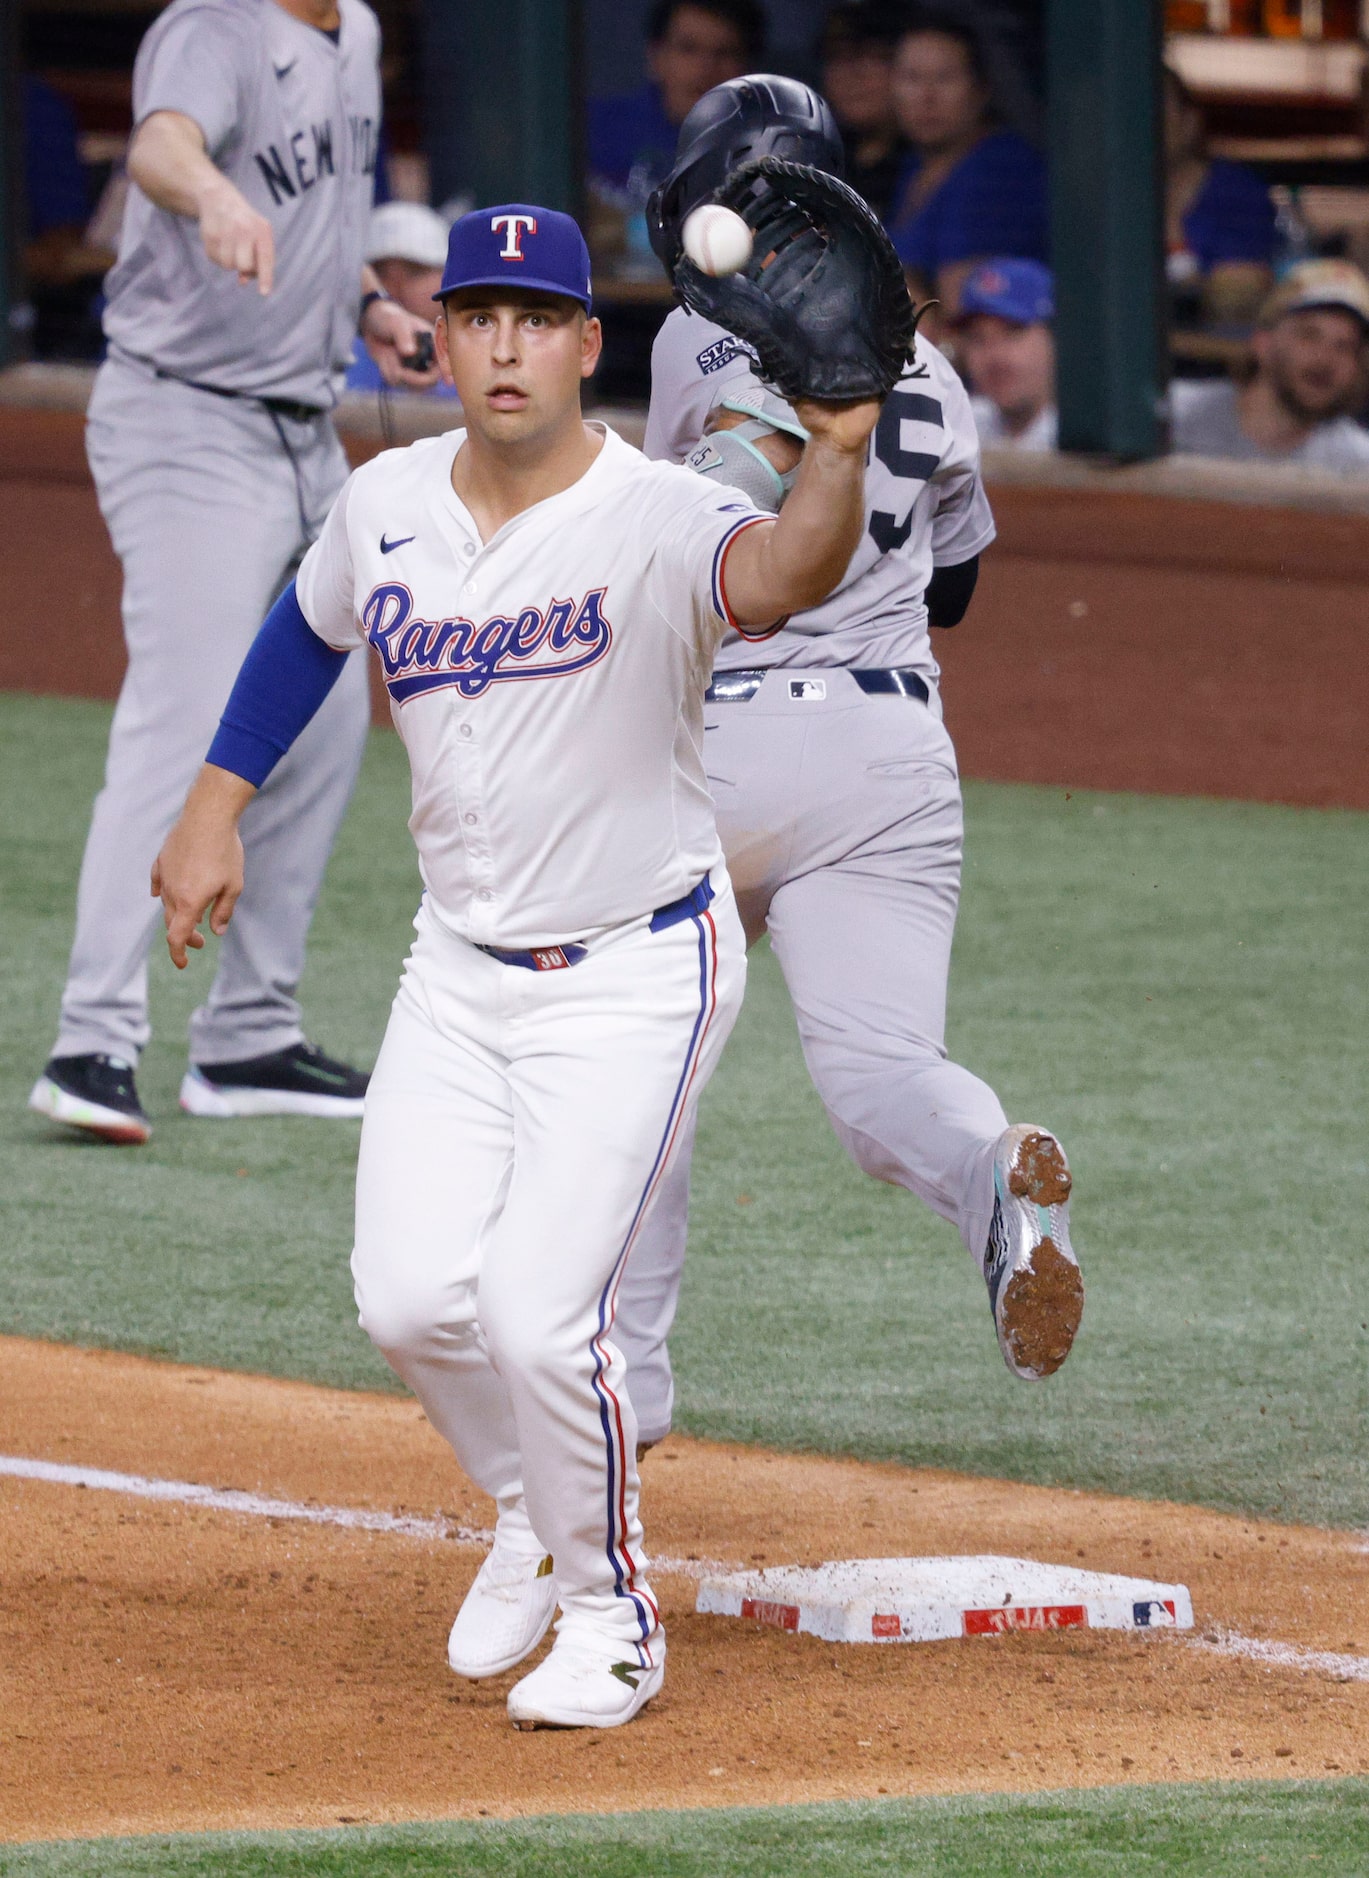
791 396 883 456
152 765 256 969
362 300 442 389
197 172 275 293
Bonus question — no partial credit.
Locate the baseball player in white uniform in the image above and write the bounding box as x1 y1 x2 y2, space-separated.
29 0 434 1146
152 205 884 1729
613 78 1085 1447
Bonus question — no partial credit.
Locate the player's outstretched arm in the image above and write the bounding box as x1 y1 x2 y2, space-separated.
152 579 353 966
128 110 275 292
722 398 881 626
152 766 256 969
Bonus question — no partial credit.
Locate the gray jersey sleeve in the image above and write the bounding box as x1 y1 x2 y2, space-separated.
643 309 759 463
134 4 251 156
927 354 996 568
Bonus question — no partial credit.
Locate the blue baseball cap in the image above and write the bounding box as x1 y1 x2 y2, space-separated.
434 203 593 310
957 258 1054 327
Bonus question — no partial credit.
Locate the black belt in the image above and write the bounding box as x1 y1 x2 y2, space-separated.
477 876 716 972
705 667 930 704
138 355 326 424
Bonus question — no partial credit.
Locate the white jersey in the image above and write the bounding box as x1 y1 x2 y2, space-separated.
296 423 770 947
644 308 996 682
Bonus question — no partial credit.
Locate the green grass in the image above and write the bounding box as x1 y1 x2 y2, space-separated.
1 692 1366 1526
2 1782 1367 1876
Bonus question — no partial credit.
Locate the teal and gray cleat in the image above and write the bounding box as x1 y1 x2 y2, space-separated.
984 1124 1083 1381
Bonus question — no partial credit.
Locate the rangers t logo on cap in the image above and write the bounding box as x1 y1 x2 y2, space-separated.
491 213 538 261
435 203 594 310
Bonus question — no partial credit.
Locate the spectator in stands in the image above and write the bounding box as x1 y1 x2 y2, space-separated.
587 0 763 196
886 12 1047 321
22 73 115 359
956 257 1056 452
1164 67 1277 328
1171 261 1369 472
345 201 455 398
818 1 910 222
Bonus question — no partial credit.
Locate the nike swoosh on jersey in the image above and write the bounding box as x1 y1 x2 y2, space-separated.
273 59 297 79
380 534 416 554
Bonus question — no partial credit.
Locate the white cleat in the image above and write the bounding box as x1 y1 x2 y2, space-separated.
984 1124 1084 1381
507 1627 665 1731
447 1545 558 1679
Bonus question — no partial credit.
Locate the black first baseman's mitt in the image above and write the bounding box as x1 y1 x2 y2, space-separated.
671 157 918 405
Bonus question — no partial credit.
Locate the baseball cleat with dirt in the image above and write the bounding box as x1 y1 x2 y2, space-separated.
447 1543 558 1680
984 1124 1083 1381
507 1627 665 1730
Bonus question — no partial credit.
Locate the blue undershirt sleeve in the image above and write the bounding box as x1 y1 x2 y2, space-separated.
206 580 351 788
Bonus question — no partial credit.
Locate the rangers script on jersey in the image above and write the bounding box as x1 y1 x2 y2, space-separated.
643 309 997 685
295 423 770 946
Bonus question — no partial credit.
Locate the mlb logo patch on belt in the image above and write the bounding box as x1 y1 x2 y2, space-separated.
479 941 589 971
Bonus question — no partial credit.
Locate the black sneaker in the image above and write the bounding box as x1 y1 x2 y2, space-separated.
179 1040 368 1119
29 1053 152 1144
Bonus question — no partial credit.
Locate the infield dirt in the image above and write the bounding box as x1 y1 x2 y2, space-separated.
2 1336 1367 1843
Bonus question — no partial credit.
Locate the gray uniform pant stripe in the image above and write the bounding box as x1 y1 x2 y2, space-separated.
54 359 370 1065
615 670 1007 1445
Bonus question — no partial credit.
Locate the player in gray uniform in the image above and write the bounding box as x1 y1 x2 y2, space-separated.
615 77 1085 1440
29 0 435 1145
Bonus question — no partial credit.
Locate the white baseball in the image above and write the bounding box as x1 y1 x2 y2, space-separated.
682 204 754 277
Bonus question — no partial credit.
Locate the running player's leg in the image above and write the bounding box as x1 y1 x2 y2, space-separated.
55 368 308 1061
611 711 783 1448
765 704 1007 1267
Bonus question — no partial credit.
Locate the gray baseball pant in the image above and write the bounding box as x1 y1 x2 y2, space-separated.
615 668 1008 1444
53 354 371 1067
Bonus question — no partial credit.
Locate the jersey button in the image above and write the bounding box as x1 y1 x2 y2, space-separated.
478 888 493 901
464 812 478 825
459 724 473 740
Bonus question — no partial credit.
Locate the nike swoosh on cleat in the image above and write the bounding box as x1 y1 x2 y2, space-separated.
380 534 415 554
608 1662 641 1688
297 1065 352 1087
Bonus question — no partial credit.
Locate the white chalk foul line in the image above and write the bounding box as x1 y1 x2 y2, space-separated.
1190 1625 1369 1684
0 1452 724 1578
0 1453 491 1546
12 1455 1365 1664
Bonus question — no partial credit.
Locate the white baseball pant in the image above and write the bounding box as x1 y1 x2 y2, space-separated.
352 874 745 1649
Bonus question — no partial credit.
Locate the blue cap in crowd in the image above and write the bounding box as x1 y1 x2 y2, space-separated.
957 258 1054 327
435 204 593 310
